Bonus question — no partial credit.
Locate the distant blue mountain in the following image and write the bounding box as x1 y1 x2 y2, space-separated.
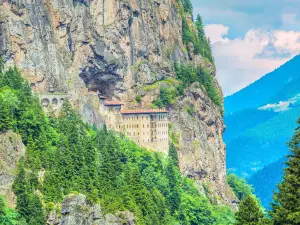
225 55 300 115
248 157 286 209
224 55 300 208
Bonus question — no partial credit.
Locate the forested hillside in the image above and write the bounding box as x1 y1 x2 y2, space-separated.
0 65 236 224
248 157 286 208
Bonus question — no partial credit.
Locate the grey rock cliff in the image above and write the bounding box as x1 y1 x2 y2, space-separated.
0 0 235 204
47 194 136 225
0 130 25 208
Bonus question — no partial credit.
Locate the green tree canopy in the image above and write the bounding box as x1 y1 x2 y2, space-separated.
227 173 254 201
235 195 266 225
0 196 19 225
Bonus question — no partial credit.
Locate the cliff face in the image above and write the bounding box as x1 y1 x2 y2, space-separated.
0 0 235 204
48 194 136 225
0 131 25 208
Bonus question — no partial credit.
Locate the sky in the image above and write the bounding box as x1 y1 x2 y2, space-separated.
192 0 300 96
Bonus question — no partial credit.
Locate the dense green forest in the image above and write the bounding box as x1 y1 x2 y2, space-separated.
0 65 235 224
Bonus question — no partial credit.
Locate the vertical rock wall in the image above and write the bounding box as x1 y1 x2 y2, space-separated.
0 131 25 208
0 0 235 204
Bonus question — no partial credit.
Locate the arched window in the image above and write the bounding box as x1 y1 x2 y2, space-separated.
42 98 50 107
52 98 58 105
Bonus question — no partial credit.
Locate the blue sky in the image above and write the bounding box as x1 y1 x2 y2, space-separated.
192 0 300 95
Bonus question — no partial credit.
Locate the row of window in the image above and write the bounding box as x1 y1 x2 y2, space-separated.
123 123 168 129
128 138 169 143
152 123 168 128
123 116 149 120
122 115 168 121
126 131 168 136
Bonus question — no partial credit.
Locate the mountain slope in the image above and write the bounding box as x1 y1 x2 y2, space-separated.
225 55 300 115
225 55 300 208
248 157 286 209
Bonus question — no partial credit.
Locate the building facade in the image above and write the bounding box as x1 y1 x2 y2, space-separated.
99 96 169 154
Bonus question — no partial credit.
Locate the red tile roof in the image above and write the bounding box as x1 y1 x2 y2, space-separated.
121 109 168 114
104 101 123 106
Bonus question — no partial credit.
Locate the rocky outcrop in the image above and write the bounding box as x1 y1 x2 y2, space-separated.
46 194 136 225
0 0 234 203
0 130 25 207
169 83 235 205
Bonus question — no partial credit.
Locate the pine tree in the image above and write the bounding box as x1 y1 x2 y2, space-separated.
195 14 205 40
13 160 45 225
270 118 300 225
165 160 181 214
182 0 193 15
0 197 5 216
168 143 179 168
0 54 4 73
235 195 265 225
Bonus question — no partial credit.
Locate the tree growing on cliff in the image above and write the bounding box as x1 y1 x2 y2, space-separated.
195 14 205 40
270 117 300 225
182 0 193 16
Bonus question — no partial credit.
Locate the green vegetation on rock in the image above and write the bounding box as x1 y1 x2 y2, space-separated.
178 0 214 62
175 63 222 107
152 63 222 110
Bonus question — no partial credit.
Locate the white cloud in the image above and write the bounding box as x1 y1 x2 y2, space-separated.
204 24 229 44
205 24 300 95
259 94 300 112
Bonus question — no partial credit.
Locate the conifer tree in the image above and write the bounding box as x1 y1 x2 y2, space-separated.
168 143 179 168
165 159 181 214
270 118 300 225
0 197 5 216
182 0 193 15
235 195 266 225
195 14 205 39
13 160 45 225
0 54 4 73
